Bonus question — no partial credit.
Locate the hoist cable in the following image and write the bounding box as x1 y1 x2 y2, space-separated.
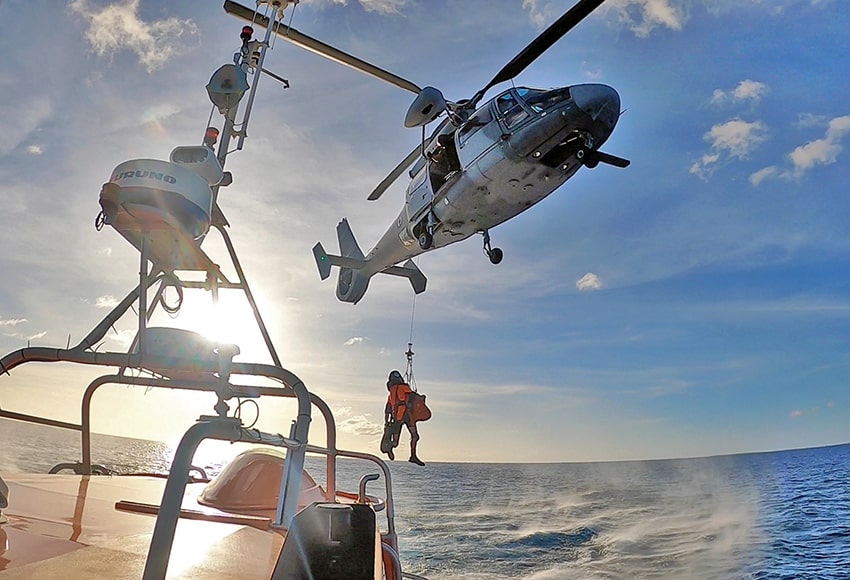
405 289 417 390
407 291 417 345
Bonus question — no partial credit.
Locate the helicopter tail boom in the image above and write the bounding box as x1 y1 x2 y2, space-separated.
312 219 426 303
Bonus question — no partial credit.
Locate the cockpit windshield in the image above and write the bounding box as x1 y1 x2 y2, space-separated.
495 87 572 128
517 87 572 113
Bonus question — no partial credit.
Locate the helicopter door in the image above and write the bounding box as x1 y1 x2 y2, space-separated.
405 166 433 226
456 104 496 168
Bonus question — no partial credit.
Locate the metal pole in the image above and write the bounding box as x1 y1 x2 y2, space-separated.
142 418 243 580
74 276 162 352
235 9 278 151
142 416 304 580
138 233 149 355
215 224 282 366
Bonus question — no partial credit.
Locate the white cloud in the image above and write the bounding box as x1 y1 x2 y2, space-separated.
95 295 120 309
344 336 366 346
305 0 409 14
708 119 768 157
788 114 850 177
749 114 850 183
582 67 604 81
789 139 840 173
524 0 712 39
522 0 555 29
604 0 687 38
790 409 802 418
334 406 383 436
690 118 768 179
576 272 604 292
4 329 47 343
0 317 27 327
359 0 408 12
107 328 137 348
731 79 768 103
26 145 44 155
69 0 199 73
711 80 768 105
710 89 726 104
749 166 778 186
2 96 51 157
795 113 827 129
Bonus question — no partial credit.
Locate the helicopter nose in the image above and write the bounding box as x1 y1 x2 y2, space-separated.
571 84 621 133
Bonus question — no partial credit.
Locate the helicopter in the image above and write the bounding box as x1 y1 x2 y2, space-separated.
225 0 629 304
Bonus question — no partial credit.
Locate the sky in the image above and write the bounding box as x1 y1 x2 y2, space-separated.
0 0 848 463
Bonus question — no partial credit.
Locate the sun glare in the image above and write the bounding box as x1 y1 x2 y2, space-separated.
149 288 274 362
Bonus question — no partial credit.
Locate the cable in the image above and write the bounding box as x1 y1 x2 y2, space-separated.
234 398 260 429
405 289 417 390
407 291 417 346
157 274 184 315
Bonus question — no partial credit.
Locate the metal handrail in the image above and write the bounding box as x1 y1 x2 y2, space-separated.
0 358 399 559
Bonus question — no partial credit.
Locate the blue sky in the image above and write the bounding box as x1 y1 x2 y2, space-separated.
0 0 848 462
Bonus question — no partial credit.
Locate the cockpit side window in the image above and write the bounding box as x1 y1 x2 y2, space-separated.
496 92 516 115
496 91 528 128
409 155 426 179
504 106 529 127
458 107 493 145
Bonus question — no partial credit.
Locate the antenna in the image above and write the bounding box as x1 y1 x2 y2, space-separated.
230 2 295 152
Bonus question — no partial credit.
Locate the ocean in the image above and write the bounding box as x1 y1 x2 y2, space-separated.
2 418 849 579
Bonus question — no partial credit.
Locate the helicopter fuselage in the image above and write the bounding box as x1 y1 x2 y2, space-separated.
227 0 626 303
362 83 621 275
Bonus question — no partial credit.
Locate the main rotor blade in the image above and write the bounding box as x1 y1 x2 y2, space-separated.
474 0 607 103
368 145 423 201
224 1 421 95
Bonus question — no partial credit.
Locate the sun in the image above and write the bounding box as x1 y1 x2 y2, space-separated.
148 286 277 363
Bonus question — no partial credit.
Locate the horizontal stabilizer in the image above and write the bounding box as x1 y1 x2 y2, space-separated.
312 242 366 279
382 259 427 294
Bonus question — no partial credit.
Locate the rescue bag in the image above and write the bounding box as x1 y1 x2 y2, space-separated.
409 392 432 422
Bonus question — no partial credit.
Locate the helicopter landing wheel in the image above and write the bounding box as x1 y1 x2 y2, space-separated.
481 229 502 265
488 247 503 265
418 231 433 250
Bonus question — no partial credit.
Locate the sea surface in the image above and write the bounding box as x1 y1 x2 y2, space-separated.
2 418 849 579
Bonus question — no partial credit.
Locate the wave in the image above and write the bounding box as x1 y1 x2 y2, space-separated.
499 527 598 551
